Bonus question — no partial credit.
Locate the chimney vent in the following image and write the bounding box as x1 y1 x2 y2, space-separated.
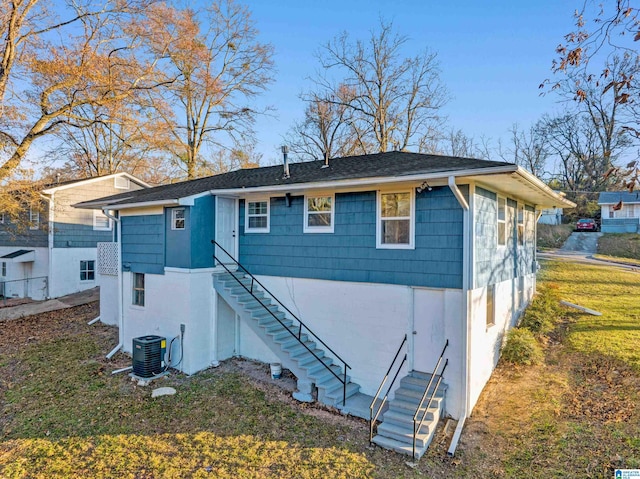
281 145 290 179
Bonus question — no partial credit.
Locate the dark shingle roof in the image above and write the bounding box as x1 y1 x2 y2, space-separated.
598 191 640 204
77 151 511 208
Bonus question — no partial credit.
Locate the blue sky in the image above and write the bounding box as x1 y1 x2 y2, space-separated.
243 0 578 163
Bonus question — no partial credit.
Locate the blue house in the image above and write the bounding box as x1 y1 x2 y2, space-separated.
77 151 574 458
598 190 640 233
0 173 147 300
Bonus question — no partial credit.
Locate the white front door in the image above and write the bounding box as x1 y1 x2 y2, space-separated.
412 288 446 372
215 196 238 264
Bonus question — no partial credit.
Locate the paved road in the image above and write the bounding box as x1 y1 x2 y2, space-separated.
0 287 99 322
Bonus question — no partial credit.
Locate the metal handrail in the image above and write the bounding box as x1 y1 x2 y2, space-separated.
369 334 407 442
0 276 49 305
212 240 351 405
412 339 449 459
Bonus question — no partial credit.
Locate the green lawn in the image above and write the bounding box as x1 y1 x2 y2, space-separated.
1 259 639 478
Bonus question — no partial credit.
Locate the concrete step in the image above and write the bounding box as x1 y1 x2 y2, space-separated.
389 396 442 416
371 434 427 459
393 386 445 404
297 351 334 369
381 408 436 429
400 374 447 394
320 381 360 405
376 421 432 449
258 316 293 330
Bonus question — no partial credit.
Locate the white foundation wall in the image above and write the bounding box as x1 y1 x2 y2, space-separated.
49 247 97 298
121 269 216 375
467 273 536 411
98 274 118 326
250 276 466 418
0 246 49 300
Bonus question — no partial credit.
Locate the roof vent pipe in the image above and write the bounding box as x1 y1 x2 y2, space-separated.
282 145 290 179
322 151 329 168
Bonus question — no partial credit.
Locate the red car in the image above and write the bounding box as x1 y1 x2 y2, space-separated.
575 218 598 232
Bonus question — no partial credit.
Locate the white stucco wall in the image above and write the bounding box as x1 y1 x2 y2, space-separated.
467 273 536 410
0 246 48 300
121 268 217 375
49 247 98 298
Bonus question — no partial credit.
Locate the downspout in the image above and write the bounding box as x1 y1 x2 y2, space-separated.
447 176 470 456
40 193 54 299
103 209 123 359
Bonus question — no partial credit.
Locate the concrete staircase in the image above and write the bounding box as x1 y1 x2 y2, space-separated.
371 371 447 459
213 271 360 408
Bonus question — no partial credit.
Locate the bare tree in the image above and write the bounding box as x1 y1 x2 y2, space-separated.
141 0 274 179
309 20 448 154
498 124 549 177
549 1 640 189
284 89 364 161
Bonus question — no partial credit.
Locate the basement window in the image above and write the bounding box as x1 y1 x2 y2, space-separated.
245 199 269 233
132 273 145 307
80 260 95 281
486 284 495 328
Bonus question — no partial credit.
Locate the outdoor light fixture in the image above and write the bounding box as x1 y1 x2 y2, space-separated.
416 181 432 194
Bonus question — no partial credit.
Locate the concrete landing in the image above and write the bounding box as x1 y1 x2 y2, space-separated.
339 392 388 420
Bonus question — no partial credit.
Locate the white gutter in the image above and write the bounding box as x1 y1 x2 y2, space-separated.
79 198 179 210
103 208 123 360
446 176 470 457
39 193 54 299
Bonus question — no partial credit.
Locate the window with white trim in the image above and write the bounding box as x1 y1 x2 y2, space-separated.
1 262 6 277
245 199 269 233
29 208 39 230
377 190 414 248
304 194 334 233
80 260 95 281
486 284 495 327
114 176 130 189
93 210 112 231
171 208 186 230
132 273 145 306
517 204 525 246
497 196 506 246
525 209 535 243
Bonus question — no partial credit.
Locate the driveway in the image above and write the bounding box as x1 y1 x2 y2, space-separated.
539 232 639 272
0 287 99 322
559 231 603 255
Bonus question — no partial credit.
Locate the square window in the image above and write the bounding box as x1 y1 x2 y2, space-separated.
132 272 145 306
171 208 186 230
304 194 334 233
377 191 414 249
245 200 269 233
93 210 112 231
80 260 95 281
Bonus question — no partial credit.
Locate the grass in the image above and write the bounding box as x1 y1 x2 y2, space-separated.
1 259 640 478
597 233 640 262
536 224 574 249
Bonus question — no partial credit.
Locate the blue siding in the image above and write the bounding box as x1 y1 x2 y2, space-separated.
474 187 536 288
238 187 464 289
122 215 164 274
53 222 113 248
191 196 216 268
165 207 191 268
601 218 639 233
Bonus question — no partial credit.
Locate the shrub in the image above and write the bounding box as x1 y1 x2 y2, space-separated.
502 328 544 366
519 286 562 336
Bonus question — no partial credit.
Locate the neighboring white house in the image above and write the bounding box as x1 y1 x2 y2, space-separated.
538 207 563 225
77 151 575 458
598 191 640 233
0 173 148 300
